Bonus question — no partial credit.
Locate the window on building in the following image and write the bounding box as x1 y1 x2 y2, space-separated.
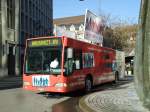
28 19 31 33
7 0 15 29
21 13 24 30
70 25 76 31
21 0 24 11
0 0 1 24
29 1 32 16
25 16 28 32
79 24 84 31
31 20 33 34
21 31 25 45
0 0 1 11
25 0 29 13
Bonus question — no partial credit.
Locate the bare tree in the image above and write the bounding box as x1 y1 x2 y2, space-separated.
103 23 138 50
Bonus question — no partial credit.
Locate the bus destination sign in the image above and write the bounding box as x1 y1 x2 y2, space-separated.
28 38 61 47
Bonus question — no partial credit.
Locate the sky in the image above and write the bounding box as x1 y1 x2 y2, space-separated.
53 0 141 24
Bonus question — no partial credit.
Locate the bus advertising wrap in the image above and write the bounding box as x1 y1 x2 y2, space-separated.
84 10 104 45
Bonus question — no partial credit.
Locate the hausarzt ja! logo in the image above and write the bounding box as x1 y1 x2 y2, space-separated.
32 75 50 86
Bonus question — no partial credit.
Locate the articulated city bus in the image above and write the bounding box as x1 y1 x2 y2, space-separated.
23 36 117 93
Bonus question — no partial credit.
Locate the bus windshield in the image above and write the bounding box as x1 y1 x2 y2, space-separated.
24 47 62 74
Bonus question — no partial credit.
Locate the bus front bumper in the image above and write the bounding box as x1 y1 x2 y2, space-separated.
23 82 70 93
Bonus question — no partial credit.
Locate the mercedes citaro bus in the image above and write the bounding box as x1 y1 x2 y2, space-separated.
23 36 118 93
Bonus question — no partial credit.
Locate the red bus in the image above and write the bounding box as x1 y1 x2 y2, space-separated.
23 36 117 93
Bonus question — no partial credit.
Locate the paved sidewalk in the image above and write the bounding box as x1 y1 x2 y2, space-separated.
79 82 150 112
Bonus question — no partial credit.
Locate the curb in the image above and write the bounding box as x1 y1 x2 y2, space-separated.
79 95 95 112
78 83 150 112
0 76 22 90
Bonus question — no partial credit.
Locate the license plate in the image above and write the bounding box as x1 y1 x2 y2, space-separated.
32 75 50 87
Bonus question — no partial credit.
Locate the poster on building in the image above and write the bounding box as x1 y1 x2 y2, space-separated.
84 10 104 45
53 25 76 39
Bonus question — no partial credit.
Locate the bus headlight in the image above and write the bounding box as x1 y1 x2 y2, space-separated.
23 81 31 86
55 83 67 88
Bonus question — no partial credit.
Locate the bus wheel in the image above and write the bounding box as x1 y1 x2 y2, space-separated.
85 77 92 93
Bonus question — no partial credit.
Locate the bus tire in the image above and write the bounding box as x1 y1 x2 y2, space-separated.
85 77 92 93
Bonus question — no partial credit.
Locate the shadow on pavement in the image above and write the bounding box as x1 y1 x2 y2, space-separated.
38 89 85 99
38 76 134 99
93 76 134 92
52 97 80 112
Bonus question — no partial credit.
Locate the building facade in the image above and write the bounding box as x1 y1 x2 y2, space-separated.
0 0 53 77
54 15 85 29
19 0 53 74
0 0 20 77
53 15 107 46
53 15 85 40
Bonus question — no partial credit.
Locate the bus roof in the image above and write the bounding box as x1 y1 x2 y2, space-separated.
26 36 115 51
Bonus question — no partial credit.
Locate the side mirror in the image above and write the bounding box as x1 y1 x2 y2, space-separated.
67 48 73 59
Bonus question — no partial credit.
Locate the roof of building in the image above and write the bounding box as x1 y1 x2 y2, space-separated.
53 15 85 25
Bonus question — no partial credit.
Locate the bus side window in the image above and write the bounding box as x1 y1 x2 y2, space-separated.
65 58 74 74
74 49 82 70
112 61 117 71
64 48 75 76
103 53 110 60
83 53 94 68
